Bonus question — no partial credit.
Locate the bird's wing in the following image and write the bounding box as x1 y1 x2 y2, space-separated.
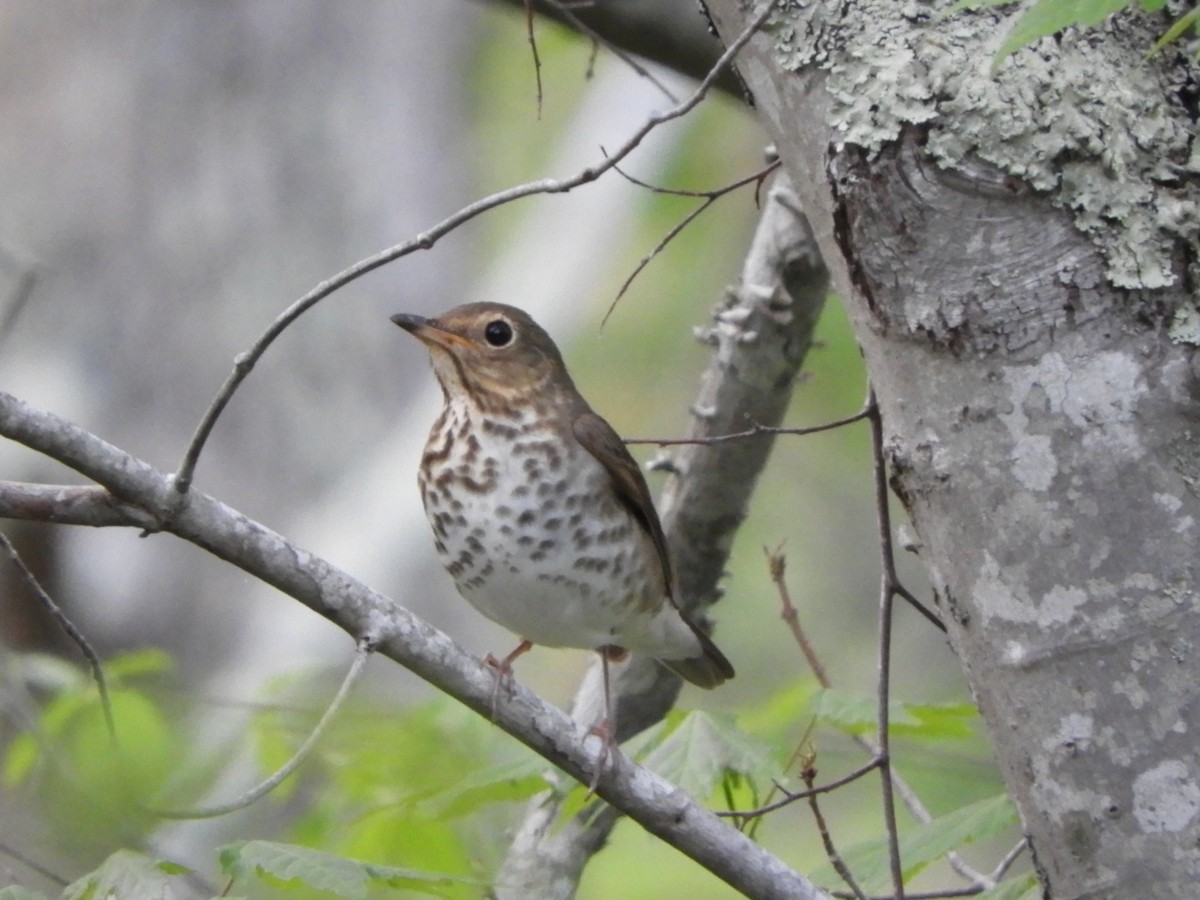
572 412 674 601
574 410 736 686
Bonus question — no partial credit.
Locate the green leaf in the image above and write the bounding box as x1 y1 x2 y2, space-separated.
994 0 1134 70
1151 6 1200 54
414 756 552 820
738 679 822 741
902 793 1020 875
66 690 176 795
890 702 981 740
639 711 778 801
813 793 1020 891
219 840 480 900
103 648 174 681
62 850 191 900
3 732 39 786
813 688 919 735
812 689 981 740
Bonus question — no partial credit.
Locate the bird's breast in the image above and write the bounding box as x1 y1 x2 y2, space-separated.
416 403 665 649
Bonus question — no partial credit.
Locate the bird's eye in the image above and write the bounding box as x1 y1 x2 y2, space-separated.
484 319 513 347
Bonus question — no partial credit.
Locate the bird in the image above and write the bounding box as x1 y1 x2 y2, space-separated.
392 302 733 781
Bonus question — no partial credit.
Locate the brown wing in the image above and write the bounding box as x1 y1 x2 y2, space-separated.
573 412 736 686
572 412 675 601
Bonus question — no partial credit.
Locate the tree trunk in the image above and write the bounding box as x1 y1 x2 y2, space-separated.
705 2 1200 897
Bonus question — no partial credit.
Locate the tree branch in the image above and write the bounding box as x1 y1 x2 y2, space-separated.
0 390 826 899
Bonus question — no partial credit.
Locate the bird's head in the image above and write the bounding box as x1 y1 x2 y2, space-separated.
392 302 575 415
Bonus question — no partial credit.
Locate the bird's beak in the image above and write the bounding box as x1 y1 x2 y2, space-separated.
391 313 471 350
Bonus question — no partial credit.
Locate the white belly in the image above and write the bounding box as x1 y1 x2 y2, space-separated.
417 404 699 659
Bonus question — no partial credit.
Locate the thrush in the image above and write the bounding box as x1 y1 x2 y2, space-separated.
392 303 733 776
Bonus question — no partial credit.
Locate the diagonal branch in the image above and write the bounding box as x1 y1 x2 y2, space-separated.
0 389 826 900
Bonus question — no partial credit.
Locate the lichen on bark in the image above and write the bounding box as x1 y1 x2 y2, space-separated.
766 0 1200 294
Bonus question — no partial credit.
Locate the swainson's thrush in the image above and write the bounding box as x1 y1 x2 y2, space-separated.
393 303 733 763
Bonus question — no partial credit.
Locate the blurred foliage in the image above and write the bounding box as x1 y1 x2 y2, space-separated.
2 649 184 859
2 649 1023 898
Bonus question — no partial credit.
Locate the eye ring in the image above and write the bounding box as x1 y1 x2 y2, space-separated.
484 319 514 347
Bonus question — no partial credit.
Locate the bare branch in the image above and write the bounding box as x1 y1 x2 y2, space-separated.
989 838 1028 883
804 763 869 900
0 482 156 529
492 0 743 97
153 639 373 820
540 0 679 103
767 544 829 684
601 158 781 325
739 501 993 890
716 759 881 820
867 388 905 898
603 196 717 326
611 156 779 200
0 389 824 899
625 409 870 447
0 530 118 748
524 0 544 117
0 838 68 888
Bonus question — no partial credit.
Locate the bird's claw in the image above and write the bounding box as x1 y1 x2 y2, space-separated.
586 718 617 796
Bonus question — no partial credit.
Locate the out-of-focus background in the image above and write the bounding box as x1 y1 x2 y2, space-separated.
0 4 996 897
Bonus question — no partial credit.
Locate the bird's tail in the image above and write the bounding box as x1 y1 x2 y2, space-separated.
659 615 735 689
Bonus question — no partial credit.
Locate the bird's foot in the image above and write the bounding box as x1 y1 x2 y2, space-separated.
484 638 533 719
585 718 617 796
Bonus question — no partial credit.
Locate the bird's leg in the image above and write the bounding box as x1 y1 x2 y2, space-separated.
484 638 533 718
587 644 627 793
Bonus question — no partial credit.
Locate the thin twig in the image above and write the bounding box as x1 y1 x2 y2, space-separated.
716 758 881 820
989 838 1029 884
612 156 780 199
0 839 69 887
804 763 869 900
585 36 599 80
0 531 118 749
542 0 679 103
767 543 829 684
152 638 373 819
868 386 906 899
897 581 946 633
524 0 544 117
734 393 988 890
625 408 871 446
600 159 781 326
603 197 717 326
173 0 780 497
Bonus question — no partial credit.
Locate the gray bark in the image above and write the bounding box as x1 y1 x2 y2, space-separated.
704 2 1200 897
